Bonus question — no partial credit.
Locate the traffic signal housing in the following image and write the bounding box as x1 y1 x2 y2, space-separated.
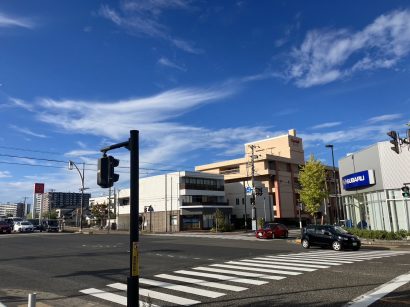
97 156 110 188
108 155 120 185
387 131 400 154
97 155 120 188
402 186 410 198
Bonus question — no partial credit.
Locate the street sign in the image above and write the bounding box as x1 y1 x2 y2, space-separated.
245 186 253 195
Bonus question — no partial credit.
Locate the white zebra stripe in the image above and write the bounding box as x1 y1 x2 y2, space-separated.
193 266 286 280
139 278 225 298
210 263 302 276
229 260 316 272
108 283 200 306
155 274 248 292
252 258 330 268
175 270 269 285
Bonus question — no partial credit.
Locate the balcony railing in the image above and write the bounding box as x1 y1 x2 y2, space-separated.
181 202 229 207
179 183 224 191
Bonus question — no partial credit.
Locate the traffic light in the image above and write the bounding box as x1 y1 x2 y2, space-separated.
387 131 400 154
250 196 255 206
97 156 110 188
97 155 120 188
402 186 410 198
108 155 120 185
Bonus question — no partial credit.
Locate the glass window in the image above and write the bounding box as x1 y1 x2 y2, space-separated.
236 198 239 205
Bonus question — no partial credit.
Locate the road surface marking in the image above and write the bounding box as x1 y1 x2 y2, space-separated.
210 263 302 275
229 260 316 272
264 256 343 266
252 258 329 268
175 270 268 285
108 283 199 306
192 266 286 280
139 278 225 298
80 288 127 306
155 274 248 292
345 271 410 307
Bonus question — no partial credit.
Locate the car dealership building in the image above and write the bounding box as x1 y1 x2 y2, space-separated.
339 141 410 232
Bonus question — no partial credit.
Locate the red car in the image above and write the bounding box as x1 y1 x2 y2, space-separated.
0 221 12 234
256 222 289 239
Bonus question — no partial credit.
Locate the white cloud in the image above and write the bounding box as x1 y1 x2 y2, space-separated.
311 121 342 130
367 113 402 123
286 9 410 87
0 171 11 178
99 1 202 54
158 57 186 71
9 125 47 138
0 13 33 29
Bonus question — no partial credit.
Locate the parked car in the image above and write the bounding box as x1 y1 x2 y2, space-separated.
28 219 43 231
13 221 34 233
256 222 289 239
0 221 12 234
301 224 361 251
4 217 23 230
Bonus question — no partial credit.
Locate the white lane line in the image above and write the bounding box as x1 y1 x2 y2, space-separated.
108 283 198 306
263 256 343 266
252 258 329 268
193 266 286 280
139 278 225 298
230 261 316 272
345 271 410 307
175 270 269 285
80 288 127 306
211 263 302 276
155 274 248 292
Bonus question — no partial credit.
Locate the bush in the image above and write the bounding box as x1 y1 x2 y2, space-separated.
345 227 410 240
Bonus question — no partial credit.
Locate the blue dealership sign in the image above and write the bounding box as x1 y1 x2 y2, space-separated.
342 170 375 190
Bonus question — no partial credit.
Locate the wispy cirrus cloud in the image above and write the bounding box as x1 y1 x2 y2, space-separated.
0 12 34 29
301 114 405 149
285 9 410 87
9 125 47 138
11 85 276 171
158 57 186 71
367 113 402 123
99 1 202 54
0 171 11 178
311 121 342 130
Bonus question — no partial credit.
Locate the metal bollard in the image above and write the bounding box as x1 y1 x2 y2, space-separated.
28 293 36 307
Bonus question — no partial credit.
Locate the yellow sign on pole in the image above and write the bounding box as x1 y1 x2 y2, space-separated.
132 242 139 276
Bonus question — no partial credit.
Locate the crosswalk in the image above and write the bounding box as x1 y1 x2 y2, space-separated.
79 250 409 306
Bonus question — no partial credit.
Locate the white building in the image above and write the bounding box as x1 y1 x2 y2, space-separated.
339 141 410 232
91 171 229 231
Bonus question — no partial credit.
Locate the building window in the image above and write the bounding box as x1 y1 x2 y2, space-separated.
236 198 239 205
242 198 245 205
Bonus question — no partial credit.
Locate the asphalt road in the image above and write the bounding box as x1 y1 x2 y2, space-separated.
0 232 409 307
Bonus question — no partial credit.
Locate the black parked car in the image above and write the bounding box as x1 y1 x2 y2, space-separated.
301 224 361 251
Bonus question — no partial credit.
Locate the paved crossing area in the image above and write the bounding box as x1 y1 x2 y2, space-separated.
79 250 409 306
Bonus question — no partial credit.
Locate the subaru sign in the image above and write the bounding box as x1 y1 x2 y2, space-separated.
342 170 375 190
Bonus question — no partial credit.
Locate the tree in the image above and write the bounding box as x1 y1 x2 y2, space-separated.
299 155 328 224
42 210 58 219
91 203 113 227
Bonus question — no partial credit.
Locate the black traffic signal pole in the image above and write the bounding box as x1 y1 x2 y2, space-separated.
100 130 139 307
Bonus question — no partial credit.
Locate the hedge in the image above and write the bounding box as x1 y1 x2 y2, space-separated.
345 228 410 240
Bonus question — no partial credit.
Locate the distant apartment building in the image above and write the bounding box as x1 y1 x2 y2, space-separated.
195 129 306 225
0 202 25 218
33 192 91 218
91 171 228 231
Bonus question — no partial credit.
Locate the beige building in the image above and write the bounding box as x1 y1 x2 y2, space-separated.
196 130 306 225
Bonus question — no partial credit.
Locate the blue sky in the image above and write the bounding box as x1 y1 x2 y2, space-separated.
0 0 410 203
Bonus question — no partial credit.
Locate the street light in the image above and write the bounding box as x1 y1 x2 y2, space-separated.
325 144 340 224
68 161 86 232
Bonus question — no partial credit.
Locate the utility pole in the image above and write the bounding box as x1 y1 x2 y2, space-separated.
249 144 258 231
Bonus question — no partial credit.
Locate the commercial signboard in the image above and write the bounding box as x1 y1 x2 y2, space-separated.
342 170 375 190
34 183 45 194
